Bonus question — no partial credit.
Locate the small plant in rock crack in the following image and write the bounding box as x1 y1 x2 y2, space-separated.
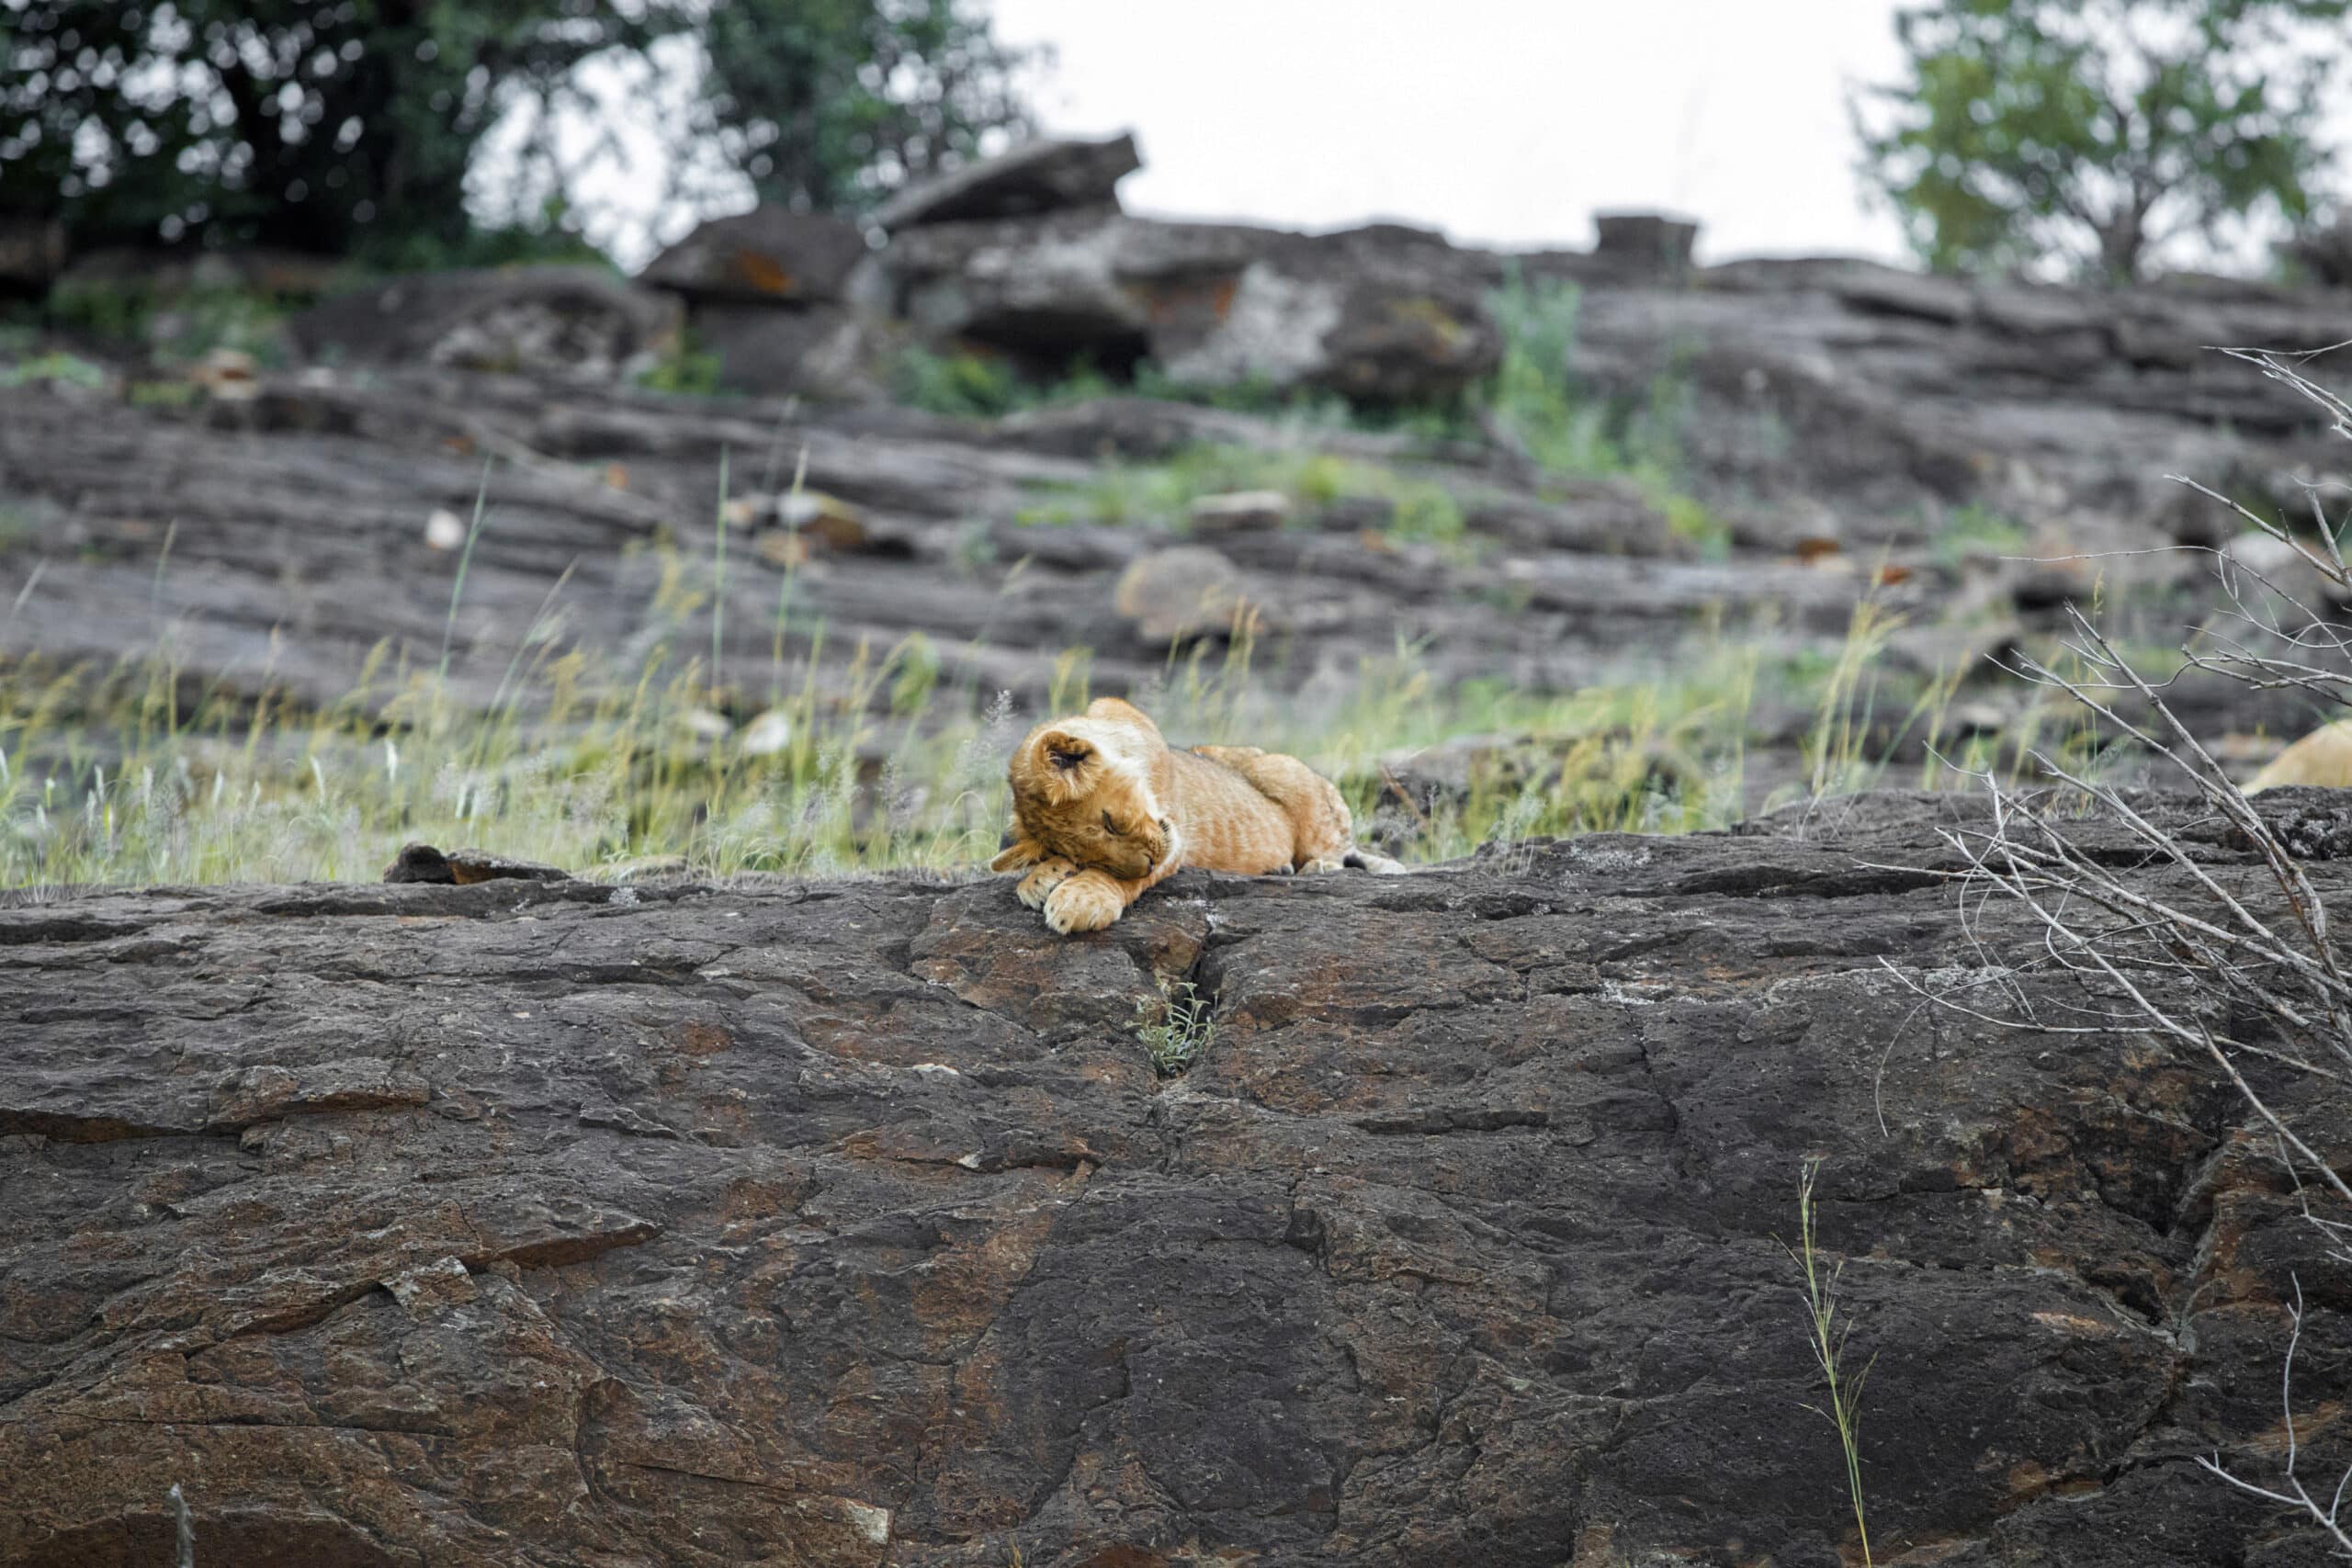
1134 978 1215 1076
1784 1156 1876 1567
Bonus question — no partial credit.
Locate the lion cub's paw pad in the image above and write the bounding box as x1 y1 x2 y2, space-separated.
1043 877 1124 934
1016 857 1078 910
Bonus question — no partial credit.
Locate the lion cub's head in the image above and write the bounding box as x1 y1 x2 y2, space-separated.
991 697 1174 880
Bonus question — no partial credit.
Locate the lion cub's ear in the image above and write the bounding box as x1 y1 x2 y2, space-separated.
990 840 1046 873
1084 696 1159 734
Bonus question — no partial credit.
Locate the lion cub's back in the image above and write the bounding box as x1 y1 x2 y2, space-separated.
2250 719 2352 792
1174 746 1351 873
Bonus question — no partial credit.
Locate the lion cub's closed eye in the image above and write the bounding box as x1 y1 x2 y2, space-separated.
990 696 1401 935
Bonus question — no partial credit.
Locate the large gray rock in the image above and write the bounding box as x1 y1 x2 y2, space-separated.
288 266 681 380
692 299 879 400
873 131 1142 231
881 212 1501 401
1590 209 1701 278
640 208 872 305
1 797 2347 1564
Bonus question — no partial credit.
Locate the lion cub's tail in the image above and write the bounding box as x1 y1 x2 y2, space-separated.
1343 848 1408 874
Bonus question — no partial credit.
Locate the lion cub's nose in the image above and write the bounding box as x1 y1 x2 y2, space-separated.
1049 748 1088 772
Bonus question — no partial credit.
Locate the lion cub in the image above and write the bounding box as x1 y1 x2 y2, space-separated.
990 697 1398 933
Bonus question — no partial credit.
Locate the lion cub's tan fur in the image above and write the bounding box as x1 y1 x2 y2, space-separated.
989 697 1393 933
2249 719 2352 793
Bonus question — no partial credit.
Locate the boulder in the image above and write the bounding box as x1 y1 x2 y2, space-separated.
1590 209 1701 277
288 266 680 380
1113 544 1260 643
1186 489 1291 536
691 299 877 400
640 209 872 305
872 131 1142 231
881 212 1500 402
381 842 571 885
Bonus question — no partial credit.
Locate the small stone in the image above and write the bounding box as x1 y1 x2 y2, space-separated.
1188 490 1291 536
678 708 733 742
1114 547 1261 646
424 509 467 551
383 842 457 884
776 491 868 550
383 842 569 886
591 854 691 884
740 710 794 756
189 346 260 401
2222 530 2311 582
1946 701 2007 736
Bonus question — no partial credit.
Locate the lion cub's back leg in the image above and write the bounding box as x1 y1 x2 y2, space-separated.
1190 745 1355 872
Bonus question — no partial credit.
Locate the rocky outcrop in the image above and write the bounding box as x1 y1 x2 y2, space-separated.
643 209 872 306
642 209 883 400
873 132 1143 231
877 211 1501 398
1 793 2345 1564
7 175 2350 793
288 265 681 381
0 367 1888 731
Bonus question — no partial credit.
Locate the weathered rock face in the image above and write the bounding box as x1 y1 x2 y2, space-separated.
0 368 1886 735
1557 256 2352 538
288 266 681 380
873 132 1143 232
642 209 873 306
639 209 887 399
873 203 2348 521
6 221 2348 793
2 794 2346 1564
878 212 1502 398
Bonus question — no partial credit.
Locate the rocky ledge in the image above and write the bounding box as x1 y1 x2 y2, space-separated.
2 794 2347 1565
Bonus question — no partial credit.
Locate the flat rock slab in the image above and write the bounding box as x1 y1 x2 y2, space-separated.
1 795 2346 1565
874 133 1142 231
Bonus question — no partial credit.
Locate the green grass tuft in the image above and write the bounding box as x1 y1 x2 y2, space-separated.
1135 978 1216 1076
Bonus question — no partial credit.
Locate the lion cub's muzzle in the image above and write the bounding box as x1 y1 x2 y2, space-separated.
1020 802 1171 881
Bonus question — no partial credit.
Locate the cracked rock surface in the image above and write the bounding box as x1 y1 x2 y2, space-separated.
3 793 2347 1565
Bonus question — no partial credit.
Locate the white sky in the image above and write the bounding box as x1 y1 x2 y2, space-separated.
985 0 1917 263
533 0 1921 269
529 0 2348 273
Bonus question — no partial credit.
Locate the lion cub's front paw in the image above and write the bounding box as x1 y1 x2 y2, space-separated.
1043 873 1125 934
1015 856 1078 910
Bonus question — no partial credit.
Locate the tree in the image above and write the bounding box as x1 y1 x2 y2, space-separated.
1855 0 2350 283
0 0 1036 259
0 1 674 256
692 0 1037 216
